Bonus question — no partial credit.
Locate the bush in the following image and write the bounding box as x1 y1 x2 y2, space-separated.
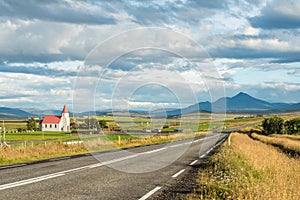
262 116 284 135
284 118 300 134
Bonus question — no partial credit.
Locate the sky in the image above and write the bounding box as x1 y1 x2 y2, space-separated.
0 0 300 111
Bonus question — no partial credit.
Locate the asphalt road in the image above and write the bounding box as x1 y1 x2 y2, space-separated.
0 132 228 199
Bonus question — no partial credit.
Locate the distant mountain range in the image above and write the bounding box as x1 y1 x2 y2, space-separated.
160 92 297 116
0 92 299 118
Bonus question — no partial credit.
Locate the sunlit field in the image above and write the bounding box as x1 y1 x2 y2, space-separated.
187 131 300 200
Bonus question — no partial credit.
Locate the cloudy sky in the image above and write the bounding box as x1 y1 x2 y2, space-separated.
0 0 300 111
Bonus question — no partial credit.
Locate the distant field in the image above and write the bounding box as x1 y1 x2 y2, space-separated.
5 131 75 141
0 120 27 131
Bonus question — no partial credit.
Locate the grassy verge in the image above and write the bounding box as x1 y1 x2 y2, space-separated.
187 132 300 199
251 133 300 155
0 143 88 166
270 134 300 141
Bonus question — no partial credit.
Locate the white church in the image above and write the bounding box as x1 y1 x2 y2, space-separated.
39 105 70 132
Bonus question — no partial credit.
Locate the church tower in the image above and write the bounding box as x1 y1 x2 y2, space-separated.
61 105 70 131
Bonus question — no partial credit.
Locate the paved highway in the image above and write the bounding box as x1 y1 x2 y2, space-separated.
0 132 228 199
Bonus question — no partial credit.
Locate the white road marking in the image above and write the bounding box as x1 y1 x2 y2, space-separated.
143 147 167 154
189 160 198 166
102 154 139 165
170 143 184 148
193 134 220 143
172 169 185 178
139 186 161 200
0 173 65 191
200 154 206 158
88 163 104 169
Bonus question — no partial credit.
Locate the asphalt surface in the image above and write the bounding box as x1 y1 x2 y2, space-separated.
0 132 228 199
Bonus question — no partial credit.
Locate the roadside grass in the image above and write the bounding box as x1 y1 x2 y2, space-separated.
270 134 300 141
251 132 300 155
0 143 88 166
187 132 300 199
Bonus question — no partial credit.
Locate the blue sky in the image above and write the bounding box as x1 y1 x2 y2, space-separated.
0 0 300 111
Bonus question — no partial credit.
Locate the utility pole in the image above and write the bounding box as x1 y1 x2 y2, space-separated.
1 120 8 148
2 120 5 143
0 124 2 148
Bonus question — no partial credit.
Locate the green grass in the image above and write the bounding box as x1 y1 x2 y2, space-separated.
4 131 76 141
95 116 115 121
0 120 27 131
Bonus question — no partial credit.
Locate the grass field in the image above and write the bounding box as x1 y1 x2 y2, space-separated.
251 132 300 155
0 120 27 131
187 131 300 199
4 131 75 141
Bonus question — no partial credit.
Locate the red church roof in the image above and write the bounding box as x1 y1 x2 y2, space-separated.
62 105 68 114
41 116 61 124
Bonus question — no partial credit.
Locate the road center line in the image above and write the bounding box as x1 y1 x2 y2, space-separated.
189 160 198 166
139 186 162 200
172 169 185 178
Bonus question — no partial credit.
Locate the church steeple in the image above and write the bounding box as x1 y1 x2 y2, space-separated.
62 105 68 114
61 105 70 132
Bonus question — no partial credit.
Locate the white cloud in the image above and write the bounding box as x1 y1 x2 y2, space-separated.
0 0 300 110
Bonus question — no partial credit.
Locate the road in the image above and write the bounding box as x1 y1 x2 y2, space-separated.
0 132 228 199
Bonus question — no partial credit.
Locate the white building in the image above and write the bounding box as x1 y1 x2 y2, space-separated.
39 105 70 132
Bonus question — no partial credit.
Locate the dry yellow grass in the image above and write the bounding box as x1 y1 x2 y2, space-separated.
231 133 300 199
188 132 300 199
271 134 300 141
251 133 300 153
0 143 87 166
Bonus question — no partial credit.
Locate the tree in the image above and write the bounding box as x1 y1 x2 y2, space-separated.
99 120 107 129
84 117 99 129
70 117 77 129
27 117 37 131
262 116 284 135
284 118 300 134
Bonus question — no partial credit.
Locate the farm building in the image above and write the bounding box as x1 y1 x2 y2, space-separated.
39 105 70 132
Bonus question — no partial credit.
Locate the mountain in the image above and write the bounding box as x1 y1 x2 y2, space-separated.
165 92 297 116
22 108 63 117
286 103 300 111
0 92 299 118
0 107 35 118
213 92 291 113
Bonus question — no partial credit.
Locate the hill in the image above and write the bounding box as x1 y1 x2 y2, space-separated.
0 92 299 118
0 107 35 118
